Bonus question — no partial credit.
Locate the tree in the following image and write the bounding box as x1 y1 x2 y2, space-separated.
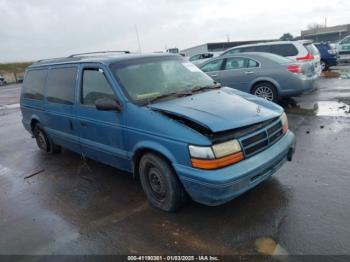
280 33 294 41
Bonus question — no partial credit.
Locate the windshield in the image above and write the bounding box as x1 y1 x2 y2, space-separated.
110 56 216 104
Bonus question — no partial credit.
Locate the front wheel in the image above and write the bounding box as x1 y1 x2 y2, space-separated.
139 153 187 212
251 82 278 103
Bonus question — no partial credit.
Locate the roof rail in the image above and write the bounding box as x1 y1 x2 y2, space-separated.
36 57 70 63
68 51 130 57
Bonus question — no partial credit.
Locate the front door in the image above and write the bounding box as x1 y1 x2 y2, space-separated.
218 57 260 92
76 64 128 170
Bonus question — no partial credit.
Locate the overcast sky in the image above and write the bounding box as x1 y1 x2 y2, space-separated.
0 0 349 62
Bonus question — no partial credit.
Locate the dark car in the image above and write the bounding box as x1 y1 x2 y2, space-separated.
0 75 6 86
314 42 337 71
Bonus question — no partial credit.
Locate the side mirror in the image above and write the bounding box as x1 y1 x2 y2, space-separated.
95 97 121 112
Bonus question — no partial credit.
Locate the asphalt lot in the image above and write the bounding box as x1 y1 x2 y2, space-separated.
0 70 350 258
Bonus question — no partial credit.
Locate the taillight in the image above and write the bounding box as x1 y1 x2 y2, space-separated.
296 53 314 61
287 64 303 74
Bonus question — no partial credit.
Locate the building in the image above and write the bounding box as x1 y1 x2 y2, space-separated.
180 39 275 57
301 24 350 43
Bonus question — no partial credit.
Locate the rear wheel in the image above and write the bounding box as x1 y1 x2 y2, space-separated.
139 153 187 212
252 82 278 103
33 124 61 154
321 60 328 71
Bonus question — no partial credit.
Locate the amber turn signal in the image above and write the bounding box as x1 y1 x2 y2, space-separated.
191 151 244 170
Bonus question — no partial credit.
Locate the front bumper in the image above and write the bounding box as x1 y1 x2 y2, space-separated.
174 131 296 206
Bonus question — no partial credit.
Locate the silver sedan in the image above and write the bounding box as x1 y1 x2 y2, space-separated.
199 52 318 102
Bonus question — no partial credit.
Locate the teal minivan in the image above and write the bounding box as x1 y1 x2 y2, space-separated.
20 52 296 212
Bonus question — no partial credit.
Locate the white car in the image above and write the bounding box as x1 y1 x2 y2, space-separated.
220 40 322 75
336 36 350 62
189 52 221 66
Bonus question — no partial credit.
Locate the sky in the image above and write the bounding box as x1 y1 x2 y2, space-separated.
0 0 349 62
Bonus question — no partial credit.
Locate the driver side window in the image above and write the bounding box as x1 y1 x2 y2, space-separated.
81 68 115 106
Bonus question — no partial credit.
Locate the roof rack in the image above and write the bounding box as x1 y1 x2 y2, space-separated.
68 51 130 57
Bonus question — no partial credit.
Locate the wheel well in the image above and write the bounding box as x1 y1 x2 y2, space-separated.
132 148 173 180
251 81 278 95
30 119 40 133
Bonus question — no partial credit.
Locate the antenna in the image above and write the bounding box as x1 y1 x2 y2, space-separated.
135 25 142 52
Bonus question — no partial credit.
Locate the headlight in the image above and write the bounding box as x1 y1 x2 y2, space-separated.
188 145 215 159
189 139 243 170
280 112 288 133
212 140 241 158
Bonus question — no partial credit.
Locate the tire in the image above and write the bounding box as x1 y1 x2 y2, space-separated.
139 153 187 212
321 60 328 71
251 82 278 103
33 124 61 154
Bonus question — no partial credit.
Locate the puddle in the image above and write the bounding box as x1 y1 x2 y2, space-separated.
285 101 350 117
339 72 350 79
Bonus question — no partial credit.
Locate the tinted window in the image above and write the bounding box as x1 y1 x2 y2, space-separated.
81 68 115 105
22 69 47 100
47 67 77 105
201 59 223 72
224 57 248 70
246 45 271 52
270 44 298 56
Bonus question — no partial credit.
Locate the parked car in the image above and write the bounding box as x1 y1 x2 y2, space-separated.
189 52 220 66
17 76 24 83
336 36 350 62
0 75 6 86
314 42 337 71
200 52 318 102
220 40 322 75
20 52 295 212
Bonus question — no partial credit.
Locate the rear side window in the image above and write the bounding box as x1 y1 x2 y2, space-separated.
47 67 77 105
270 44 298 56
224 57 248 70
22 69 47 100
81 68 115 106
303 44 319 55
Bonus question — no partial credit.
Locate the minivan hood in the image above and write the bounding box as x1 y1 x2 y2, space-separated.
148 88 282 133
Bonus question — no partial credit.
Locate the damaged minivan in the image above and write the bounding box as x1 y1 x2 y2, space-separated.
20 52 296 211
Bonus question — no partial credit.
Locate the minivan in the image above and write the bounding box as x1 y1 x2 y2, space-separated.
220 40 322 75
20 52 296 212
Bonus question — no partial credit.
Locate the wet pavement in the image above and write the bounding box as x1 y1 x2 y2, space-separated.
0 70 350 258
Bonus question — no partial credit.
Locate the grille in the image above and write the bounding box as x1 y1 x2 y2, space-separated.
240 119 283 158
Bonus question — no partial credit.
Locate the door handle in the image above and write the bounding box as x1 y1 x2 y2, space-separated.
245 71 254 75
80 121 88 128
211 74 217 77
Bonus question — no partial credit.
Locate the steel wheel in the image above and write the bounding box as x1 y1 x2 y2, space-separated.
35 128 48 151
147 167 167 201
254 86 274 101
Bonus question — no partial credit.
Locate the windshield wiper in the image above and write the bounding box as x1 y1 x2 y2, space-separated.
190 83 222 93
147 91 193 104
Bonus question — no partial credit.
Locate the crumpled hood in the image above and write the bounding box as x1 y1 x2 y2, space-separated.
148 87 282 133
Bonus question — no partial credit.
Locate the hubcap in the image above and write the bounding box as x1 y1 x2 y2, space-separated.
321 61 326 71
37 131 47 151
254 86 274 101
147 167 166 200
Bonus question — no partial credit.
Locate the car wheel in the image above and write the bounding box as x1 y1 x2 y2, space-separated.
320 60 328 71
139 153 187 212
252 82 278 103
33 124 61 154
